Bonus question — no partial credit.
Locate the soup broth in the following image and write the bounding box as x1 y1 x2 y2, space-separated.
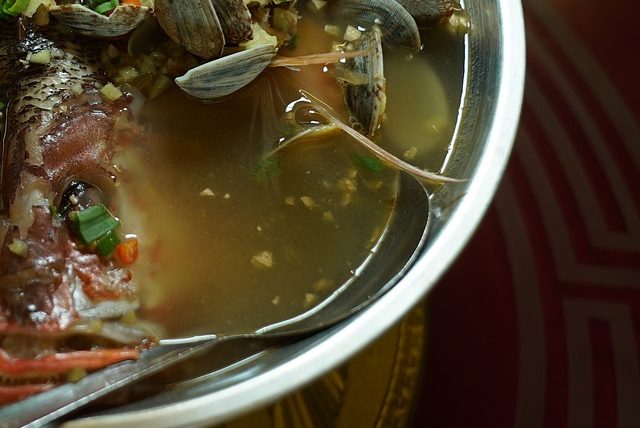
117 14 465 338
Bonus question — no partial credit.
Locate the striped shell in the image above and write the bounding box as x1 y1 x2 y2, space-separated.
175 44 277 99
49 4 151 38
332 0 421 50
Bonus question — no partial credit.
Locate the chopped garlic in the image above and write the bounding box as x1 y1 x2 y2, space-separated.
339 178 357 193
303 293 319 309
100 83 123 101
116 66 139 83
300 196 317 208
67 367 87 383
343 25 361 42
309 0 327 11
272 295 281 305
323 211 334 222
324 24 341 38
199 188 215 197
251 251 274 269
403 146 419 160
223 193 231 199
312 278 333 293
8 239 28 257
284 196 296 206
240 23 278 50
29 50 51 64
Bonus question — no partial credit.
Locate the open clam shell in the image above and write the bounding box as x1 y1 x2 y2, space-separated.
175 44 277 99
49 4 151 38
155 0 225 60
338 26 386 137
332 0 421 50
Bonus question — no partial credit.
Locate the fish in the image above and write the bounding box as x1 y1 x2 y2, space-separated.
0 18 155 403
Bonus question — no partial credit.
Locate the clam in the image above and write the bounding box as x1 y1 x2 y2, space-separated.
175 44 277 99
331 0 421 50
336 26 386 137
155 0 225 59
155 0 253 59
396 0 457 28
49 4 152 38
211 0 253 45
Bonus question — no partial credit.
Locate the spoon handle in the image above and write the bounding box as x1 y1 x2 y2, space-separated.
0 337 219 428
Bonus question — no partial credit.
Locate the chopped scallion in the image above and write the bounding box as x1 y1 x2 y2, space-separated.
96 229 121 257
354 154 383 173
73 204 120 245
94 0 119 15
1 0 30 17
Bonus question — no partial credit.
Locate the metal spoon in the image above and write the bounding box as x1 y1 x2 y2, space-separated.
0 172 430 428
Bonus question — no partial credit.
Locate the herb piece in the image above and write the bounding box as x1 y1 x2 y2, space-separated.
287 34 298 50
116 238 138 265
1 0 30 17
94 0 119 15
354 154 383 173
0 101 5 110
73 204 120 245
96 230 121 257
252 157 280 182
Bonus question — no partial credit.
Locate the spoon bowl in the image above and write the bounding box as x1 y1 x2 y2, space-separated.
0 171 430 428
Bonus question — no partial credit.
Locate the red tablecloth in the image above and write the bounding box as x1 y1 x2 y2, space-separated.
418 0 640 426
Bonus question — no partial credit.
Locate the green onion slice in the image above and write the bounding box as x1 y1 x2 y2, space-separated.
354 154 383 173
2 0 30 16
73 204 120 245
94 0 119 15
96 230 121 257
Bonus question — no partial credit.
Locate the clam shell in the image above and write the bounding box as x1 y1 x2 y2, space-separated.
396 0 455 28
49 4 151 38
332 0 421 50
155 0 225 59
340 26 386 137
175 44 277 99
211 0 253 45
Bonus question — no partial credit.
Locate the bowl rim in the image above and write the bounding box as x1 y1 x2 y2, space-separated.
67 0 526 426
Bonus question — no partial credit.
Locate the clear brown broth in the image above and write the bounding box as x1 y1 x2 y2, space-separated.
116 18 465 338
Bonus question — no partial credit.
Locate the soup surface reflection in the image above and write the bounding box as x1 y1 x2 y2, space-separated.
116 19 464 338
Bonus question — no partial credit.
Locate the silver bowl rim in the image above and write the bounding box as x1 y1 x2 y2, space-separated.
67 0 526 426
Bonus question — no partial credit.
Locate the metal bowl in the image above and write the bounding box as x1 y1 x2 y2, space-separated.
67 0 525 426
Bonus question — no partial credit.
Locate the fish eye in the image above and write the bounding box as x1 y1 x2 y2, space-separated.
58 180 105 218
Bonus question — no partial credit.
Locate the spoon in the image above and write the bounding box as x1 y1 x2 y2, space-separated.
0 172 431 428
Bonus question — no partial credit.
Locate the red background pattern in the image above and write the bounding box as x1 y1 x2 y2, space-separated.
415 0 640 426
